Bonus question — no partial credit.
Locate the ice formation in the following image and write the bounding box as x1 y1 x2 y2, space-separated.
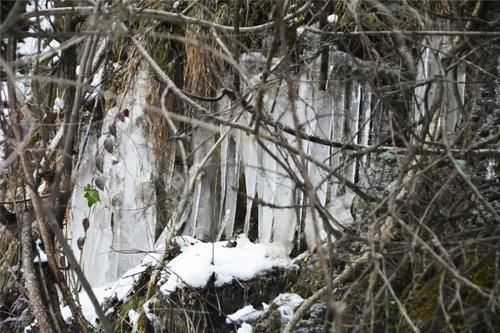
69 49 376 287
68 70 156 287
414 33 465 140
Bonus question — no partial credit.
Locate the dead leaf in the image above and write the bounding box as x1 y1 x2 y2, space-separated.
82 217 89 232
117 112 125 122
96 155 104 173
59 255 68 269
95 176 106 191
77 237 85 250
104 135 114 153
109 122 117 137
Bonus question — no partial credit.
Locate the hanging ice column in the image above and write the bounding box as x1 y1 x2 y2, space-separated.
487 55 500 182
69 70 157 287
323 64 372 244
234 53 306 252
414 31 465 140
237 50 373 251
183 126 218 240
216 97 241 240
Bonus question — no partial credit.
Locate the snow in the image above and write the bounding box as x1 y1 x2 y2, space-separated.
225 294 303 330
327 14 338 24
107 260 151 301
61 285 110 326
18 1 55 56
272 293 304 324
60 253 159 326
24 322 36 332
237 322 253 333
43 39 61 59
159 235 292 295
17 38 39 57
33 239 47 263
128 310 140 333
60 235 290 327
53 97 64 112
486 159 497 181
226 305 265 325
240 52 267 64
90 67 104 95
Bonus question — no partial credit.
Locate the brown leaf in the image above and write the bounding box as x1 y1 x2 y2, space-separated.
40 169 55 182
82 217 90 232
95 155 104 173
117 112 125 122
77 237 85 250
104 135 114 154
108 122 117 137
95 176 106 191
59 255 68 269
225 240 237 248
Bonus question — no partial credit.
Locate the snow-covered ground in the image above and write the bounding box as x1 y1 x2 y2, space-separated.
60 235 293 328
159 235 292 294
226 292 304 332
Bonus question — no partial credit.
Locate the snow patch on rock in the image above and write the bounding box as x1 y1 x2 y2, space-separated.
159 235 292 295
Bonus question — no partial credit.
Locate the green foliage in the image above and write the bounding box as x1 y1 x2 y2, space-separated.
456 159 467 170
380 150 397 161
83 184 100 208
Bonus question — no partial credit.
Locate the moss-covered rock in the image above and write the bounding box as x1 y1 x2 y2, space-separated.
148 267 298 333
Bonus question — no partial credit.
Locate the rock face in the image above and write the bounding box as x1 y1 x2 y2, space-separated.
106 266 299 333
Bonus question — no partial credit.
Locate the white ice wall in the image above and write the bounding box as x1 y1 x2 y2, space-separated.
414 34 465 141
70 53 376 284
234 54 373 252
69 70 156 287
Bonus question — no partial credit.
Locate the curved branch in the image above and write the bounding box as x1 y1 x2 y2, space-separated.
22 2 311 34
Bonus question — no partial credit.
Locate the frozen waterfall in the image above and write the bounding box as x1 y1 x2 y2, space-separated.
68 70 156 287
69 50 383 286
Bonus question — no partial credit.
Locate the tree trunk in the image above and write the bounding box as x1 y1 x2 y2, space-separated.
20 210 55 332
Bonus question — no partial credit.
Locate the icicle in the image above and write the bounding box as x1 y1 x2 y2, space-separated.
325 76 357 230
329 79 345 198
257 140 276 243
359 84 372 167
221 136 240 239
345 80 361 183
414 38 433 138
184 127 217 240
239 114 259 236
303 82 333 249
415 33 456 140
218 126 229 228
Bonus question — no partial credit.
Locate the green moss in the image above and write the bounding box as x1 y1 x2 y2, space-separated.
148 267 298 332
468 264 495 287
289 255 326 298
407 272 441 322
464 263 495 305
